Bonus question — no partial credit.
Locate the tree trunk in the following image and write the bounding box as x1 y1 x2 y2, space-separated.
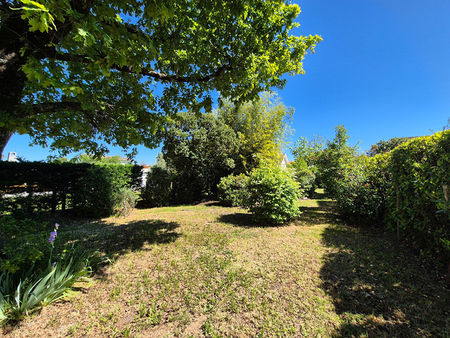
0 128 13 160
0 13 29 160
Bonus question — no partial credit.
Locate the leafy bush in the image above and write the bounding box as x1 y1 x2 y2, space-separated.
0 216 49 274
387 131 449 261
332 130 449 263
71 164 141 217
113 187 139 217
217 174 249 207
290 158 316 197
367 136 415 157
334 154 390 225
315 126 358 197
140 166 173 207
162 112 240 203
244 166 301 224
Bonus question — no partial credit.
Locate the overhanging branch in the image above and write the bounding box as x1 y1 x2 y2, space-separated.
32 101 81 113
43 51 232 83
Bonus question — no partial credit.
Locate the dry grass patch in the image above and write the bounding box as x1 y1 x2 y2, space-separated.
4 193 449 337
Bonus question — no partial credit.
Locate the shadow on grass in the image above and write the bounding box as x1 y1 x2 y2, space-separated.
298 200 340 225
217 213 261 227
320 225 450 337
61 219 180 264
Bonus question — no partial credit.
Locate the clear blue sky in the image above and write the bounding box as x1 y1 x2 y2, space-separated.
4 0 449 164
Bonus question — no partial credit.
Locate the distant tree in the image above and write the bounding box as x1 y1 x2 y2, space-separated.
217 92 293 172
162 112 240 203
154 153 167 170
367 137 415 157
0 0 321 157
316 126 358 197
290 136 325 196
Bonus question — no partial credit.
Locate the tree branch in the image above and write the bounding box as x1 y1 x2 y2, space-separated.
44 51 232 83
32 101 81 113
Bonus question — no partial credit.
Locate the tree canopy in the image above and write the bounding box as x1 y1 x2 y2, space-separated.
315 125 359 197
217 92 293 172
0 0 321 157
162 111 240 202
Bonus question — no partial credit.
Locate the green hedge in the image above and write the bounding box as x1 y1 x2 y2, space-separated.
334 131 449 263
387 131 449 261
0 162 142 217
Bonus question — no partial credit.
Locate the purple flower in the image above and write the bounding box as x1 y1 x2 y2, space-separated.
48 231 57 243
52 261 57 268
55 223 60 230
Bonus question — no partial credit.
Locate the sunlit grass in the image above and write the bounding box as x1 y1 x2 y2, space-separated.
5 193 449 337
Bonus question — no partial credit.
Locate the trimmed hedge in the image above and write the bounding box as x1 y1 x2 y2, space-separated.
387 131 449 261
334 131 449 263
0 162 142 217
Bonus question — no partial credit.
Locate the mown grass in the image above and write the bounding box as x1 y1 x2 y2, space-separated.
4 193 449 337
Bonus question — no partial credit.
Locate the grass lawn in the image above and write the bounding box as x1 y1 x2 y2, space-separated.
4 192 449 337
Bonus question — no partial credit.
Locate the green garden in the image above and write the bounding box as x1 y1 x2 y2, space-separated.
1 1 449 336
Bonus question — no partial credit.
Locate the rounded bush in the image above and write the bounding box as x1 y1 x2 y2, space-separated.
217 174 249 207
244 166 301 224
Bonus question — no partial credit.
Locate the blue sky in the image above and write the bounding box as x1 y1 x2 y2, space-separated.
4 0 449 164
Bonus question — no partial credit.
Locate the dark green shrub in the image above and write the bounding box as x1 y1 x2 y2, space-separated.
0 162 142 218
387 131 449 261
217 174 249 207
332 130 449 263
244 166 301 224
140 167 173 207
334 154 390 226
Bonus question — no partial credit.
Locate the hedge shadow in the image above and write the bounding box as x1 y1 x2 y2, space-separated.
320 225 449 337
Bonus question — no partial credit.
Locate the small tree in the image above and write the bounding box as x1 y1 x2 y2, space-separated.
315 126 358 197
290 136 325 196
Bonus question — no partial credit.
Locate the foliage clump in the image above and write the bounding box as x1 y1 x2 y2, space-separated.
140 166 173 208
367 136 415 157
162 112 240 203
333 154 390 226
331 130 449 263
244 166 301 224
217 174 249 207
290 136 325 197
217 93 294 172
